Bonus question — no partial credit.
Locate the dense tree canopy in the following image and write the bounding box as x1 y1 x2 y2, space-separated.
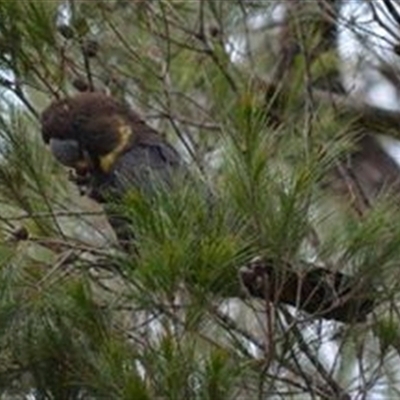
1 1 400 399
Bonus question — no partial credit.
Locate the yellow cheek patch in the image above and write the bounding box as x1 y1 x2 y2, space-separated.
99 123 133 172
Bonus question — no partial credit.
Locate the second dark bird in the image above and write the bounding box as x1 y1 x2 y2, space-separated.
41 92 375 323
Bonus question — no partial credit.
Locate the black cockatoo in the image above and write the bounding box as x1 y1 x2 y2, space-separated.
41 92 374 323
41 92 185 247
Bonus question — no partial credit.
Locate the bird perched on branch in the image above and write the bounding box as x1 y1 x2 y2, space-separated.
41 92 375 323
41 92 185 247
239 257 375 323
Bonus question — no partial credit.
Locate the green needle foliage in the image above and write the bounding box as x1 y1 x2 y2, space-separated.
1 1 400 399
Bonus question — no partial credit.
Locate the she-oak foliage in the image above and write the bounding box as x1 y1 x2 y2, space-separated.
0 0 399 399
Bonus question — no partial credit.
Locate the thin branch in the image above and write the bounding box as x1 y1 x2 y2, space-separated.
0 210 103 222
281 309 351 400
382 0 400 30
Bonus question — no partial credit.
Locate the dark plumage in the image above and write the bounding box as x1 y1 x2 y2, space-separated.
42 92 374 323
41 92 185 246
239 257 375 323
41 92 182 175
